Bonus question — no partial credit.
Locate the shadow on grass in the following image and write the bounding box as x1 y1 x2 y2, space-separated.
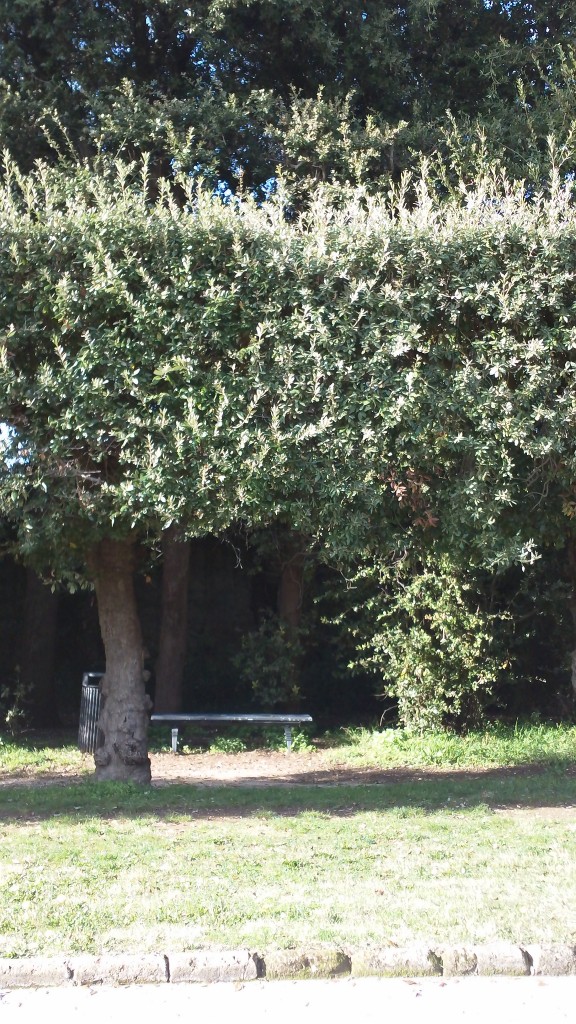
0 762 575 823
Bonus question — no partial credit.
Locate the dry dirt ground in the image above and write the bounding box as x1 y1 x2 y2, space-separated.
2 746 576 811
0 747 413 789
150 753 576 821
1 751 575 822
150 748 411 787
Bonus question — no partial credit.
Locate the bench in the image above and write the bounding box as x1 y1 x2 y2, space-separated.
150 713 313 752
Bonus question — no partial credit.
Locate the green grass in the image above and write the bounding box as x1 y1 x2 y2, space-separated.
323 721 576 769
0 734 90 775
0 723 575 958
147 722 315 755
0 777 575 957
3 720 574 775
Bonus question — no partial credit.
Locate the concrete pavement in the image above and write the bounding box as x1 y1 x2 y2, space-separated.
2 976 576 1024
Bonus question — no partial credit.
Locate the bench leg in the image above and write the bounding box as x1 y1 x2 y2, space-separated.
284 726 292 751
171 728 179 754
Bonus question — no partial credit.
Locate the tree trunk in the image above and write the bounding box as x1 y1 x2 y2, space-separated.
568 537 576 696
20 568 60 727
278 548 305 630
277 537 305 711
88 537 151 783
154 525 191 713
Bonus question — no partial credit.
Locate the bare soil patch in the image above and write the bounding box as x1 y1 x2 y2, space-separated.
148 748 576 789
151 747 346 786
2 747 576 826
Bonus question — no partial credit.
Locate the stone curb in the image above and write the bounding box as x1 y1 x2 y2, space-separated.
1 944 575 988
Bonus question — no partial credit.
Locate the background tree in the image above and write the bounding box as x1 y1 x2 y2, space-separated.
154 524 191 713
19 568 60 728
2 1 575 192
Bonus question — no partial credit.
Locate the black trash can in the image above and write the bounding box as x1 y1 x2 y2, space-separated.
78 672 104 753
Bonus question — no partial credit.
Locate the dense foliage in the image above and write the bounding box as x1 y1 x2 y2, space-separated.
1 1 575 192
2 3 576 769
2 159 576 737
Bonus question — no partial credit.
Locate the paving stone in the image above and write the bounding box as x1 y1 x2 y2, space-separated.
264 947 351 980
6 942 576 989
435 946 478 976
524 944 576 976
351 945 442 978
475 944 530 976
0 957 73 988
168 950 258 984
70 954 168 986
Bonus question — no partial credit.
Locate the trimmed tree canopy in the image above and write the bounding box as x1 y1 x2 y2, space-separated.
2 157 576 774
3 159 576 568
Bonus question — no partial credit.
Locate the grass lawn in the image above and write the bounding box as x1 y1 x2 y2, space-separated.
0 723 575 958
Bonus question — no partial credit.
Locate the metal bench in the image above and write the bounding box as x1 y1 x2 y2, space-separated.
150 713 313 752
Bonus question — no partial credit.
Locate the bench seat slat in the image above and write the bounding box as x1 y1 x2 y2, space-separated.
150 713 313 752
151 714 312 724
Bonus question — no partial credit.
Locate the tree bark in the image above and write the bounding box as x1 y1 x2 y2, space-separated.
278 548 305 630
20 568 60 727
88 537 151 783
277 536 306 711
568 537 576 696
154 525 191 713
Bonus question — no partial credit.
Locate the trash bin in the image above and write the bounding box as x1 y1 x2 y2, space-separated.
78 672 104 753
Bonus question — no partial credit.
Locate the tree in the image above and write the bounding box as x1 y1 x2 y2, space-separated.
0 158 301 779
233 524 313 710
154 525 191 713
1 1 574 193
247 166 576 725
20 567 60 728
5 148 576 770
